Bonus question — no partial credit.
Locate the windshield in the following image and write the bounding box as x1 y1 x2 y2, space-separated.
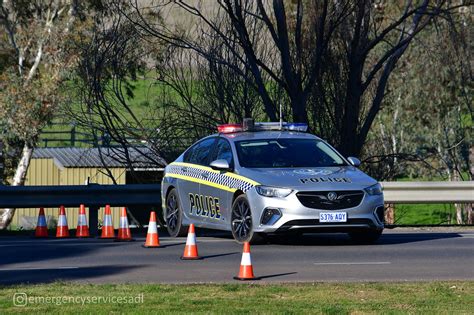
235 138 347 168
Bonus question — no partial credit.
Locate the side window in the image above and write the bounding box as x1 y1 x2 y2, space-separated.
183 146 195 163
184 137 216 165
213 138 233 167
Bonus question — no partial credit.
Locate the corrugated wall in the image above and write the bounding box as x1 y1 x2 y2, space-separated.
13 158 126 229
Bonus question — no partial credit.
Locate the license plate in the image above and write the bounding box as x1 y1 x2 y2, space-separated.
319 212 347 223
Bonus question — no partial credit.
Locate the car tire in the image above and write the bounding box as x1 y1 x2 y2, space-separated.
165 188 187 237
231 194 265 244
349 229 383 244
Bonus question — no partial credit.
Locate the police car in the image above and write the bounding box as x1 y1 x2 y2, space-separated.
162 120 384 243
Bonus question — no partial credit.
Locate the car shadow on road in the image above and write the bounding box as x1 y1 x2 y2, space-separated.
158 228 465 246
263 232 463 246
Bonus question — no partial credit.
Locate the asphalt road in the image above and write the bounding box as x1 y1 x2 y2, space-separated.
0 228 473 284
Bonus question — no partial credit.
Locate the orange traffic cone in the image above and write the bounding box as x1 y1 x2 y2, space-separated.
34 208 48 238
143 211 160 248
115 207 133 241
56 206 70 238
181 224 201 260
76 204 90 238
234 242 259 281
100 205 115 239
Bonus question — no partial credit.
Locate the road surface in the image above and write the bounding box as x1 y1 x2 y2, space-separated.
0 228 472 284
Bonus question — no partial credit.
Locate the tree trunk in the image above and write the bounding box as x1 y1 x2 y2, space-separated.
467 204 473 225
468 146 474 224
0 142 34 229
453 172 463 224
384 204 395 225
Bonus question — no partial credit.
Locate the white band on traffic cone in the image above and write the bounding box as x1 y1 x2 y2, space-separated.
78 215 88 226
240 252 252 266
120 217 129 228
58 215 68 226
103 215 112 226
186 233 196 245
147 222 157 234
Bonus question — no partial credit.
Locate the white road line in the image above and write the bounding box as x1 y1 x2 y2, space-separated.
0 266 79 271
314 262 391 265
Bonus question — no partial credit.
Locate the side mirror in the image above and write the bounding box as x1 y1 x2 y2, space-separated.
210 159 232 171
347 157 361 167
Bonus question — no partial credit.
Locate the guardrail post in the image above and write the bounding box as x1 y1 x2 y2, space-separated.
89 205 99 237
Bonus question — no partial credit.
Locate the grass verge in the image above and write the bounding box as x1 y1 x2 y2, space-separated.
0 282 473 314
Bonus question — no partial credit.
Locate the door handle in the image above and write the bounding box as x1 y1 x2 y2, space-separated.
201 172 209 179
181 167 188 172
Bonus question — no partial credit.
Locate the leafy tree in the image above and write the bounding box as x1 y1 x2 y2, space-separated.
365 5 472 222
0 0 97 228
124 0 469 158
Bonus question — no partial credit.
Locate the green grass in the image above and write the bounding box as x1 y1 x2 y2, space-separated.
39 74 163 148
390 176 471 225
0 282 472 314
394 204 458 225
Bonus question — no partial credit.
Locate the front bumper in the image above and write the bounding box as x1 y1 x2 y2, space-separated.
246 188 384 233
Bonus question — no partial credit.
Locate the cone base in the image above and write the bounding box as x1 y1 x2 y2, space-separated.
233 276 260 281
99 236 116 239
180 256 202 260
114 238 135 242
142 244 161 248
56 236 71 238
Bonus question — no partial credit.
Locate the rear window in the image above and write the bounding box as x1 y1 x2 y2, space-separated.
235 139 346 168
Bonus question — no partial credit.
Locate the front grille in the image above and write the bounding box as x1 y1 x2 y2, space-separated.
296 190 364 210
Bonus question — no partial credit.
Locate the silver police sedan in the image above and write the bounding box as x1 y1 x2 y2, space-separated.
161 121 384 243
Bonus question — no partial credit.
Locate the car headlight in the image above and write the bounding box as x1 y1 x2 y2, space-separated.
365 183 383 195
255 186 293 198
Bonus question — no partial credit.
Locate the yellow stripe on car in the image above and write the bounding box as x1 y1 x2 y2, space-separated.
171 162 259 185
165 173 237 192
165 162 259 193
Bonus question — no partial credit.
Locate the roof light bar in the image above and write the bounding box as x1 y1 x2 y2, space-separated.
254 122 308 132
217 122 308 133
217 124 243 133
283 123 308 132
253 122 282 131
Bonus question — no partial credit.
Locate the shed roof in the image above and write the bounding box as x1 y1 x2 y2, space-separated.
33 147 164 169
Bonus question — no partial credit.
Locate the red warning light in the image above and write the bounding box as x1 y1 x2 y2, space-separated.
217 124 243 133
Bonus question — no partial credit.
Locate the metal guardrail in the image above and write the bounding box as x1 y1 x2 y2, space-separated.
0 181 472 234
381 181 474 204
0 184 162 236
